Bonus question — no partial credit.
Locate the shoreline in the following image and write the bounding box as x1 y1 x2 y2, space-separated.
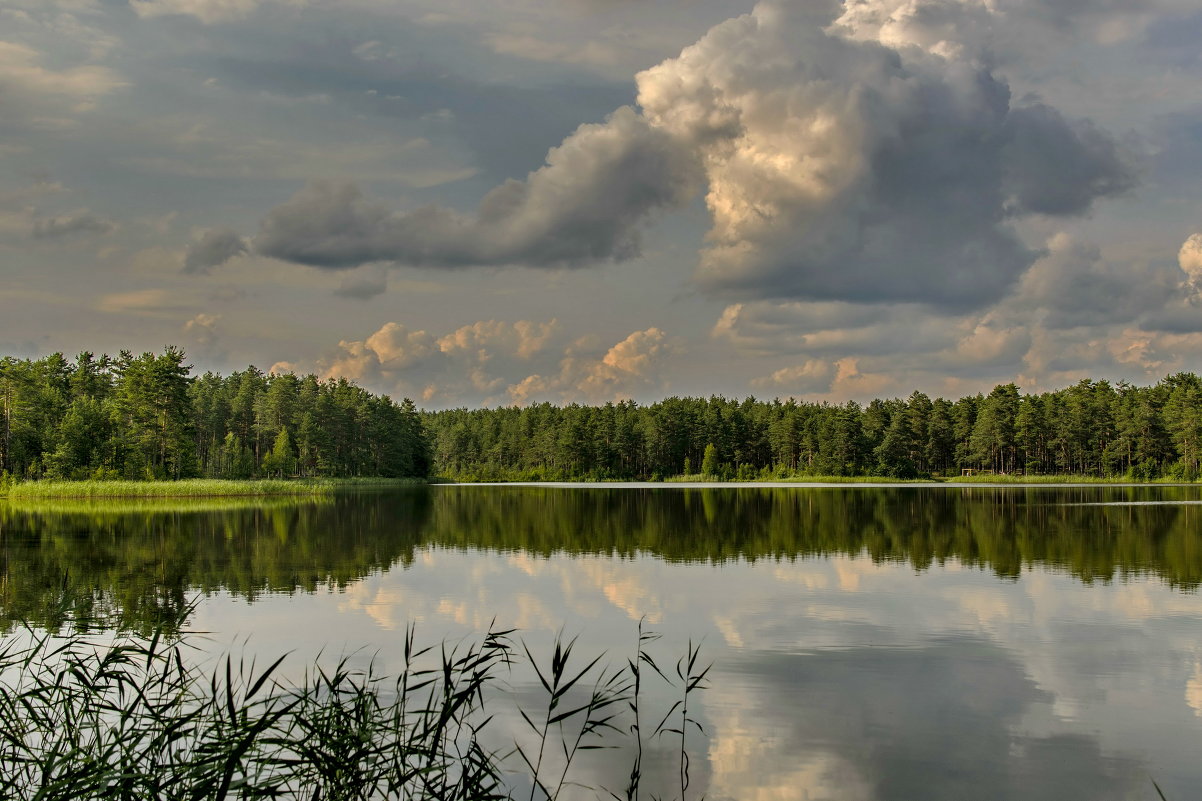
433 478 1202 489
0 477 424 499
4 475 1199 500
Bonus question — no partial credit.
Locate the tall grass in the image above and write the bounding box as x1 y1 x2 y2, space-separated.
1 477 424 500
939 474 1184 485
1 495 335 515
0 622 709 800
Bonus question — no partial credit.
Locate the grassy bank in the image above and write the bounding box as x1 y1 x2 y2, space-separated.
937 474 1196 484
663 473 939 484
0 622 708 801
0 477 425 499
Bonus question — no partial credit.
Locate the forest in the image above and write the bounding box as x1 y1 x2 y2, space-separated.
423 373 1202 481
0 348 430 481
3 347 1202 482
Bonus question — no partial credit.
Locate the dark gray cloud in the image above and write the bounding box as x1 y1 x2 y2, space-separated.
31 213 114 240
184 228 249 274
1002 104 1137 216
197 12 635 184
1136 301 1202 334
1019 236 1178 329
254 106 700 269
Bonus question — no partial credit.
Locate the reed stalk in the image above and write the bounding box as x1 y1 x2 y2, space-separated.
0 621 705 800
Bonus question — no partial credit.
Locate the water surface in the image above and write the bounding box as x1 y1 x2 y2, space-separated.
2 484 1200 799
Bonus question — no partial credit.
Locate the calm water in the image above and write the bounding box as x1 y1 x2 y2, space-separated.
3 484 1202 799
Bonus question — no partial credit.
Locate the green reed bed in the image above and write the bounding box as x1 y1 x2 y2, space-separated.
0 477 424 500
0 494 335 516
0 622 708 801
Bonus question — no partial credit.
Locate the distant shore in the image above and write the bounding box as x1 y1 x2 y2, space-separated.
4 474 1197 501
433 474 1201 487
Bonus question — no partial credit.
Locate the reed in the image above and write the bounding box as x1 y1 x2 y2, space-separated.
0 477 424 500
0 622 708 800
0 495 335 515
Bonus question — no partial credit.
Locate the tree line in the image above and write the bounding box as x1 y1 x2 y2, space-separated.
0 348 430 481
4 347 1202 482
423 373 1202 480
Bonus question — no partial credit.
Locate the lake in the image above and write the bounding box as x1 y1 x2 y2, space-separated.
3 483 1201 800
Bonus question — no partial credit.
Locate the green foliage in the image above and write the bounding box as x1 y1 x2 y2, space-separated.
0 348 430 482
7 346 1202 484
260 429 297 478
423 373 1202 482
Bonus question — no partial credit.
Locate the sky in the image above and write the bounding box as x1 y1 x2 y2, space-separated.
3 0 1202 409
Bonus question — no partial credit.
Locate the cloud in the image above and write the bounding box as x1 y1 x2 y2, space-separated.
723 301 1032 399
0 41 123 102
96 289 172 313
313 319 555 401
128 0 293 24
437 319 559 360
636 1 1133 308
570 326 675 402
253 106 700 269
320 322 440 383
712 300 960 358
752 359 834 394
364 322 438 369
1179 233 1202 283
183 228 248 274
247 0 1132 312
30 211 114 240
715 221 1202 399
0 40 124 127
1001 104 1137 216
1017 233 1178 329
484 33 624 68
506 327 678 405
183 312 226 362
283 320 676 407
334 266 388 300
937 316 1032 371
829 0 998 57
1020 326 1202 383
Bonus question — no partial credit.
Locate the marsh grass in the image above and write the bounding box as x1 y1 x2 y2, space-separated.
0 477 424 500
1 495 336 516
0 621 710 801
